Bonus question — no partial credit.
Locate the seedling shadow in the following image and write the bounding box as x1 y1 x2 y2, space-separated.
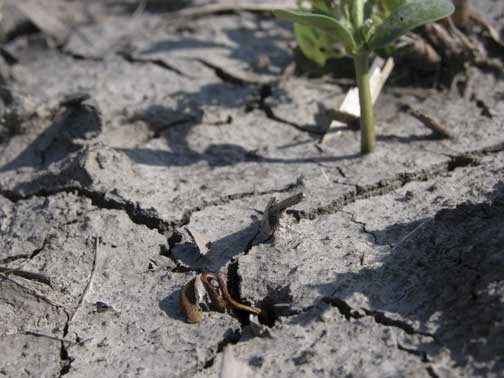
0 100 101 172
122 99 363 167
172 220 260 272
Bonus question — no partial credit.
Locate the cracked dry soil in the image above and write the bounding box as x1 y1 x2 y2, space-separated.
0 1 503 377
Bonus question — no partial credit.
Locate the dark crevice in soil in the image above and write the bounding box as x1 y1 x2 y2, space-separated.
353 165 445 200
62 311 70 338
262 103 322 134
397 343 441 378
178 178 304 228
322 297 364 320
426 366 441 378
196 59 249 86
120 52 192 78
0 176 302 276
335 165 347 178
0 235 50 264
227 260 241 303
0 47 18 65
446 154 480 171
341 209 379 245
397 343 430 363
0 186 174 237
58 48 104 62
363 309 436 340
59 340 73 377
321 296 438 342
29 235 50 260
226 259 253 327
255 286 299 327
293 141 504 221
291 164 447 221
250 83 324 135
472 97 494 119
166 233 182 253
4 22 40 44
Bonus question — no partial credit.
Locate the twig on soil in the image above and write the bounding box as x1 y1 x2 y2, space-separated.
0 273 68 310
390 219 432 253
0 267 52 287
468 12 502 46
165 3 295 21
4 330 72 345
320 167 331 184
70 236 99 322
401 104 453 139
474 57 504 73
452 0 503 46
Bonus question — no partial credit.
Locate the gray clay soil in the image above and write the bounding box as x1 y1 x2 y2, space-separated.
0 1 503 377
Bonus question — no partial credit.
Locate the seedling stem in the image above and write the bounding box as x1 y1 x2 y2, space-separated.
354 53 376 153
273 0 455 154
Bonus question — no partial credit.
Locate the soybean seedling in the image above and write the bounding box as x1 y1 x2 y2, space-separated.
274 0 455 154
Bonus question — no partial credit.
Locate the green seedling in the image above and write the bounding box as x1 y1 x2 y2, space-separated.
274 0 454 154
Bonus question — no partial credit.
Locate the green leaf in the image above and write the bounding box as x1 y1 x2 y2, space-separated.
368 0 454 50
379 0 410 14
294 23 344 66
309 0 336 16
364 0 379 20
273 9 357 52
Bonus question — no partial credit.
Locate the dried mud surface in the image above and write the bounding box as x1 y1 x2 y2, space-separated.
0 1 503 377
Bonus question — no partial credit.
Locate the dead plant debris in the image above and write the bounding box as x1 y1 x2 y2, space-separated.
180 272 261 323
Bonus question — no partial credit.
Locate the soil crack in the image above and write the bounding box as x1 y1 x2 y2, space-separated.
179 177 304 227
293 140 504 221
321 296 438 341
362 309 437 340
1 186 174 236
340 209 379 245
0 235 51 264
250 84 323 134
196 59 252 86
59 340 73 377
120 52 192 78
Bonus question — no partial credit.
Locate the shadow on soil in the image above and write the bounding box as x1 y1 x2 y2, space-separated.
305 182 504 375
171 219 260 273
159 288 186 322
139 13 292 78
0 99 101 172
116 72 259 166
119 99 361 168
